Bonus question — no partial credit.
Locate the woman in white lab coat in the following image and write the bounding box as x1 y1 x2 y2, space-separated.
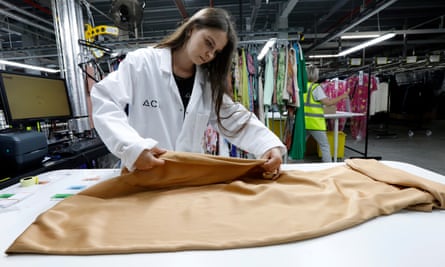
91 7 285 175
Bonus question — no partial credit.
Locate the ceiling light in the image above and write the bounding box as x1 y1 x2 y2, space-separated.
350 58 362 66
338 32 396 57
257 38 277 61
377 57 388 65
308 33 395 59
340 34 380 39
308 54 339 59
429 55 440 62
406 56 417 63
0 59 60 73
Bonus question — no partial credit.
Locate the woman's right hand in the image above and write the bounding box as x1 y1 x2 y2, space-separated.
134 147 167 170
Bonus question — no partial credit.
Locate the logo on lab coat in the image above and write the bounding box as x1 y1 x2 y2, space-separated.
143 99 158 108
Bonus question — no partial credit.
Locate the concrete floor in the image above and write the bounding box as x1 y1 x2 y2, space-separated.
294 119 445 176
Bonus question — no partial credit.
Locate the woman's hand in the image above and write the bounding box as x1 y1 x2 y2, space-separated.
261 147 282 179
341 91 349 100
134 147 167 170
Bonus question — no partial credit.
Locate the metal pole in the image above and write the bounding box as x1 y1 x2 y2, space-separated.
51 0 90 134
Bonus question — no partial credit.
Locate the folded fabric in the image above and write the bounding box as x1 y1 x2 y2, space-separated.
7 151 445 255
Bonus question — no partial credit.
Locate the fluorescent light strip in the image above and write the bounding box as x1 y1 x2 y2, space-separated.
340 34 380 39
257 38 277 61
0 59 60 73
309 54 338 59
309 33 396 59
337 32 396 57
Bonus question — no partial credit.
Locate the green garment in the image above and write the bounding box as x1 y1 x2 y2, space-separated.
289 43 307 160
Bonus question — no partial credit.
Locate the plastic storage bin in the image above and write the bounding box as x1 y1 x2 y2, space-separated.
317 131 346 159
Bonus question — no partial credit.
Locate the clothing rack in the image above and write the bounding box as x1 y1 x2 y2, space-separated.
372 75 397 139
326 64 382 160
238 36 301 46
232 39 303 162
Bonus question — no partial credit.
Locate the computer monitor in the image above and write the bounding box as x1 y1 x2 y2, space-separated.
0 71 73 128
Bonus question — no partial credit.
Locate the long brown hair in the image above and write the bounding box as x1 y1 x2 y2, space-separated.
156 7 249 135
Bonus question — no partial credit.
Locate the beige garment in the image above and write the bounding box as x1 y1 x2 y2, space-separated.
7 151 445 255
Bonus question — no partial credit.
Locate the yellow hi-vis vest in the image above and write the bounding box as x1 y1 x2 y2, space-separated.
304 82 327 131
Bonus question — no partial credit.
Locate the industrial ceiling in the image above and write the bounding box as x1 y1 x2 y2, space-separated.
1 0 445 76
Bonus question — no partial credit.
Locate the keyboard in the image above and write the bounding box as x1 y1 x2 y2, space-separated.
52 137 104 155
70 138 104 153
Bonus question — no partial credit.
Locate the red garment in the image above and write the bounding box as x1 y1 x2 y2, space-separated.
346 72 378 140
321 79 349 131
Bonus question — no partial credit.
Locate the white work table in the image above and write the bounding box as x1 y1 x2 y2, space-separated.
1 161 445 267
324 111 365 161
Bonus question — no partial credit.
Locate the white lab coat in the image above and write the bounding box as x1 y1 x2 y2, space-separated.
91 47 285 171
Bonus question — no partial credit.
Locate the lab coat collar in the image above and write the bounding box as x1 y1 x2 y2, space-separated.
159 47 205 88
159 48 172 74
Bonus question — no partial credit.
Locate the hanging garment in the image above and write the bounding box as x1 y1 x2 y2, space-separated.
240 48 251 110
232 52 240 101
272 48 279 105
346 72 378 140
369 82 389 115
289 43 307 160
257 65 265 124
282 47 298 150
286 47 299 106
204 124 219 155
322 78 349 131
7 151 445 255
246 49 257 111
275 46 287 106
263 49 275 128
283 106 295 151
263 50 274 107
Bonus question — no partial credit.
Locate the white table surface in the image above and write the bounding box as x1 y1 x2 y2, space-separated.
1 161 445 267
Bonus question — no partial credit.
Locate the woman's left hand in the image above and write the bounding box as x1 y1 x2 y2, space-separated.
261 147 282 179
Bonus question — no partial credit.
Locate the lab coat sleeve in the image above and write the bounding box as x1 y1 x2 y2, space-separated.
211 94 286 159
90 51 158 171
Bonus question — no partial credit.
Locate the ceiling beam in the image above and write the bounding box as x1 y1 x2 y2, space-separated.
306 0 399 53
0 0 53 27
250 0 261 30
173 0 188 19
280 0 300 18
0 8 54 34
302 28 445 43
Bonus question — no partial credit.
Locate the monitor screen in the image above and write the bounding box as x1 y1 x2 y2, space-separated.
0 71 73 127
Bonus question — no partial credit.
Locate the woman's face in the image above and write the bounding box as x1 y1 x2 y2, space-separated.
186 27 228 65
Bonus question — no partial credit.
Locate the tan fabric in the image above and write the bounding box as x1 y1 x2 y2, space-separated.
7 151 445 255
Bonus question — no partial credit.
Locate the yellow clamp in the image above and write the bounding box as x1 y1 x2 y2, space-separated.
20 176 39 187
84 24 119 42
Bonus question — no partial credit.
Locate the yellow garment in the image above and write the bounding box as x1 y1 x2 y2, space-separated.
304 82 326 130
7 151 445 255
240 48 250 109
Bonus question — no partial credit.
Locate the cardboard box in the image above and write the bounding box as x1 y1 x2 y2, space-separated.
323 105 336 114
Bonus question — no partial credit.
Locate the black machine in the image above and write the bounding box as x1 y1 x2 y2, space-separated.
0 71 72 173
0 129 48 172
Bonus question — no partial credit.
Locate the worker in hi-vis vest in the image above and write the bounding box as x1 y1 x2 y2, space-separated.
303 65 349 162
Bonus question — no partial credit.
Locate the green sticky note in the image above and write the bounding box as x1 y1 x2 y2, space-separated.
0 194 14 198
51 193 74 199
